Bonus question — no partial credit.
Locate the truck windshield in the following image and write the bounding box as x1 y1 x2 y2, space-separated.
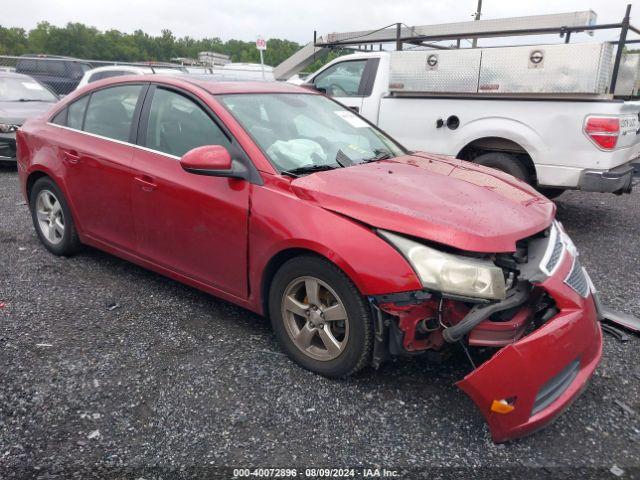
0 77 57 102
219 93 406 173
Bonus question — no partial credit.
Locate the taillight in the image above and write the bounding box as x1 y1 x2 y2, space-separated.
584 116 619 150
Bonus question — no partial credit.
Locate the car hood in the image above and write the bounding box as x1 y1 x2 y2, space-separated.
0 101 55 125
290 153 555 253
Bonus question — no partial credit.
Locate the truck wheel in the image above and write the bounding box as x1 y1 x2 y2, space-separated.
474 152 530 183
538 187 566 200
29 177 81 257
268 255 372 378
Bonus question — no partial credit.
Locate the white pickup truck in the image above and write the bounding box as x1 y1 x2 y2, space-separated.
298 50 640 197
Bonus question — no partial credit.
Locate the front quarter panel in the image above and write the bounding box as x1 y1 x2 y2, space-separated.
249 175 422 313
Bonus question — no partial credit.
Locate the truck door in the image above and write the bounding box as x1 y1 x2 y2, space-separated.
311 58 379 122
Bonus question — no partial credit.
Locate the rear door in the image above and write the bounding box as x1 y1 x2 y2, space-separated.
52 83 146 251
131 85 250 298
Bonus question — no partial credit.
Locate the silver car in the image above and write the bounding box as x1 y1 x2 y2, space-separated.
0 72 58 165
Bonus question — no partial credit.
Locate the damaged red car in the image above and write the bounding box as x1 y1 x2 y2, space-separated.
16 77 602 442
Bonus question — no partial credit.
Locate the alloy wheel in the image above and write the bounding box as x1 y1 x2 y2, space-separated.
35 189 65 245
281 276 349 361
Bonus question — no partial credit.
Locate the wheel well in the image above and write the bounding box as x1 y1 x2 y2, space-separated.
26 171 50 202
456 137 537 184
260 248 330 318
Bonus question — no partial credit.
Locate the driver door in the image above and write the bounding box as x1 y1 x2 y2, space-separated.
311 59 368 113
131 85 250 298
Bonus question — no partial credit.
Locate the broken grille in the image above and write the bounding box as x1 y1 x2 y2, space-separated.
564 258 589 298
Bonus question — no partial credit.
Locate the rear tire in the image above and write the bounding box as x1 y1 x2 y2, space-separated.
30 177 81 257
268 255 372 378
474 152 530 183
537 187 566 200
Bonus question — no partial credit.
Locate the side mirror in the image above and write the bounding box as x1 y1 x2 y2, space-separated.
180 145 248 180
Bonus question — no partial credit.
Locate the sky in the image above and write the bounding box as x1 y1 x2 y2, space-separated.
3 0 640 46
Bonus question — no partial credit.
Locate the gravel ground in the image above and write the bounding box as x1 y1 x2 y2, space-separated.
1 166 639 479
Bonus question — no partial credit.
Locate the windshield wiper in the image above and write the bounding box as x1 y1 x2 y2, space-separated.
281 164 339 178
14 99 48 102
361 150 394 163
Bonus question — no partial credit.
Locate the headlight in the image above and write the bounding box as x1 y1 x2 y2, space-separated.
0 123 19 134
379 230 506 300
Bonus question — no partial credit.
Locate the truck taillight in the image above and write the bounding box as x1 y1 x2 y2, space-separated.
583 116 619 150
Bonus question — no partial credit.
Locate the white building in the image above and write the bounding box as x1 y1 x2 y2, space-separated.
198 52 231 67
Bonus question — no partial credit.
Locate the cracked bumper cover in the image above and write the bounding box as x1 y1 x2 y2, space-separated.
457 251 602 443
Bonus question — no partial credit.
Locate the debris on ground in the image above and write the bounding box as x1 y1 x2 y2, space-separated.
601 323 630 342
614 400 638 417
610 465 624 477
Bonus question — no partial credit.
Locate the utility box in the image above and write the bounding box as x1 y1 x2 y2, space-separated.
614 53 640 96
389 43 616 96
389 50 481 93
478 43 613 94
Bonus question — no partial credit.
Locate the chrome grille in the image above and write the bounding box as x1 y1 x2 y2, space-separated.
565 258 589 297
545 231 564 273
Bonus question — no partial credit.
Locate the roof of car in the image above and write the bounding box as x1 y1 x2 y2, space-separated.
0 71 38 80
116 74 314 95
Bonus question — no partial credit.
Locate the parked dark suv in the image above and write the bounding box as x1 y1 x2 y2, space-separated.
15 55 92 96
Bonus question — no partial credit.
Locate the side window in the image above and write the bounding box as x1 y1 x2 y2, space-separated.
145 88 230 157
313 60 367 97
84 85 142 142
43 60 67 77
51 108 67 126
67 95 90 130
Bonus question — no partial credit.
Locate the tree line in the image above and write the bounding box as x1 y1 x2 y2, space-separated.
0 21 341 71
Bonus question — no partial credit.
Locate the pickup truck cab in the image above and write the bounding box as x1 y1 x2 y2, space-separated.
302 51 640 197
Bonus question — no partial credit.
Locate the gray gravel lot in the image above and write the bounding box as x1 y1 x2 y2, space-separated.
1 166 639 478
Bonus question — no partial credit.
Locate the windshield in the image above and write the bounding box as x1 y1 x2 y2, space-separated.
218 93 405 173
0 77 57 102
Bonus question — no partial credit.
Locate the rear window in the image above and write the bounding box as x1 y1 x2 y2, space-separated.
83 85 142 142
89 70 134 83
67 95 90 130
42 60 67 76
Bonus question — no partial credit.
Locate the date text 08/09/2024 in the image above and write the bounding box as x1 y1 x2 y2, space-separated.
232 468 399 478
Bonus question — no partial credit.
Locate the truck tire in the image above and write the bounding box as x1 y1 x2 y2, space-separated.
474 152 530 183
538 187 566 200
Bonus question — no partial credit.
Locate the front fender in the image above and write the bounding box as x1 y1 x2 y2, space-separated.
248 178 422 313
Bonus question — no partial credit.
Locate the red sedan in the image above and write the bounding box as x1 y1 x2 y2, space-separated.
16 76 602 442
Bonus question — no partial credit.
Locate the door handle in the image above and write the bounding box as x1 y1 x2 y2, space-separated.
348 106 360 113
134 175 157 192
62 149 80 165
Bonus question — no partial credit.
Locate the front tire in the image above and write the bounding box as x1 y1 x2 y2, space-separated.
30 177 81 256
269 255 372 378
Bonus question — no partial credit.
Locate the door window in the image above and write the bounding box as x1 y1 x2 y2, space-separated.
145 88 230 157
83 85 142 142
313 60 367 97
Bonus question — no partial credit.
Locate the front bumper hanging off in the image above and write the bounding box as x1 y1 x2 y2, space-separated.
457 250 602 442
